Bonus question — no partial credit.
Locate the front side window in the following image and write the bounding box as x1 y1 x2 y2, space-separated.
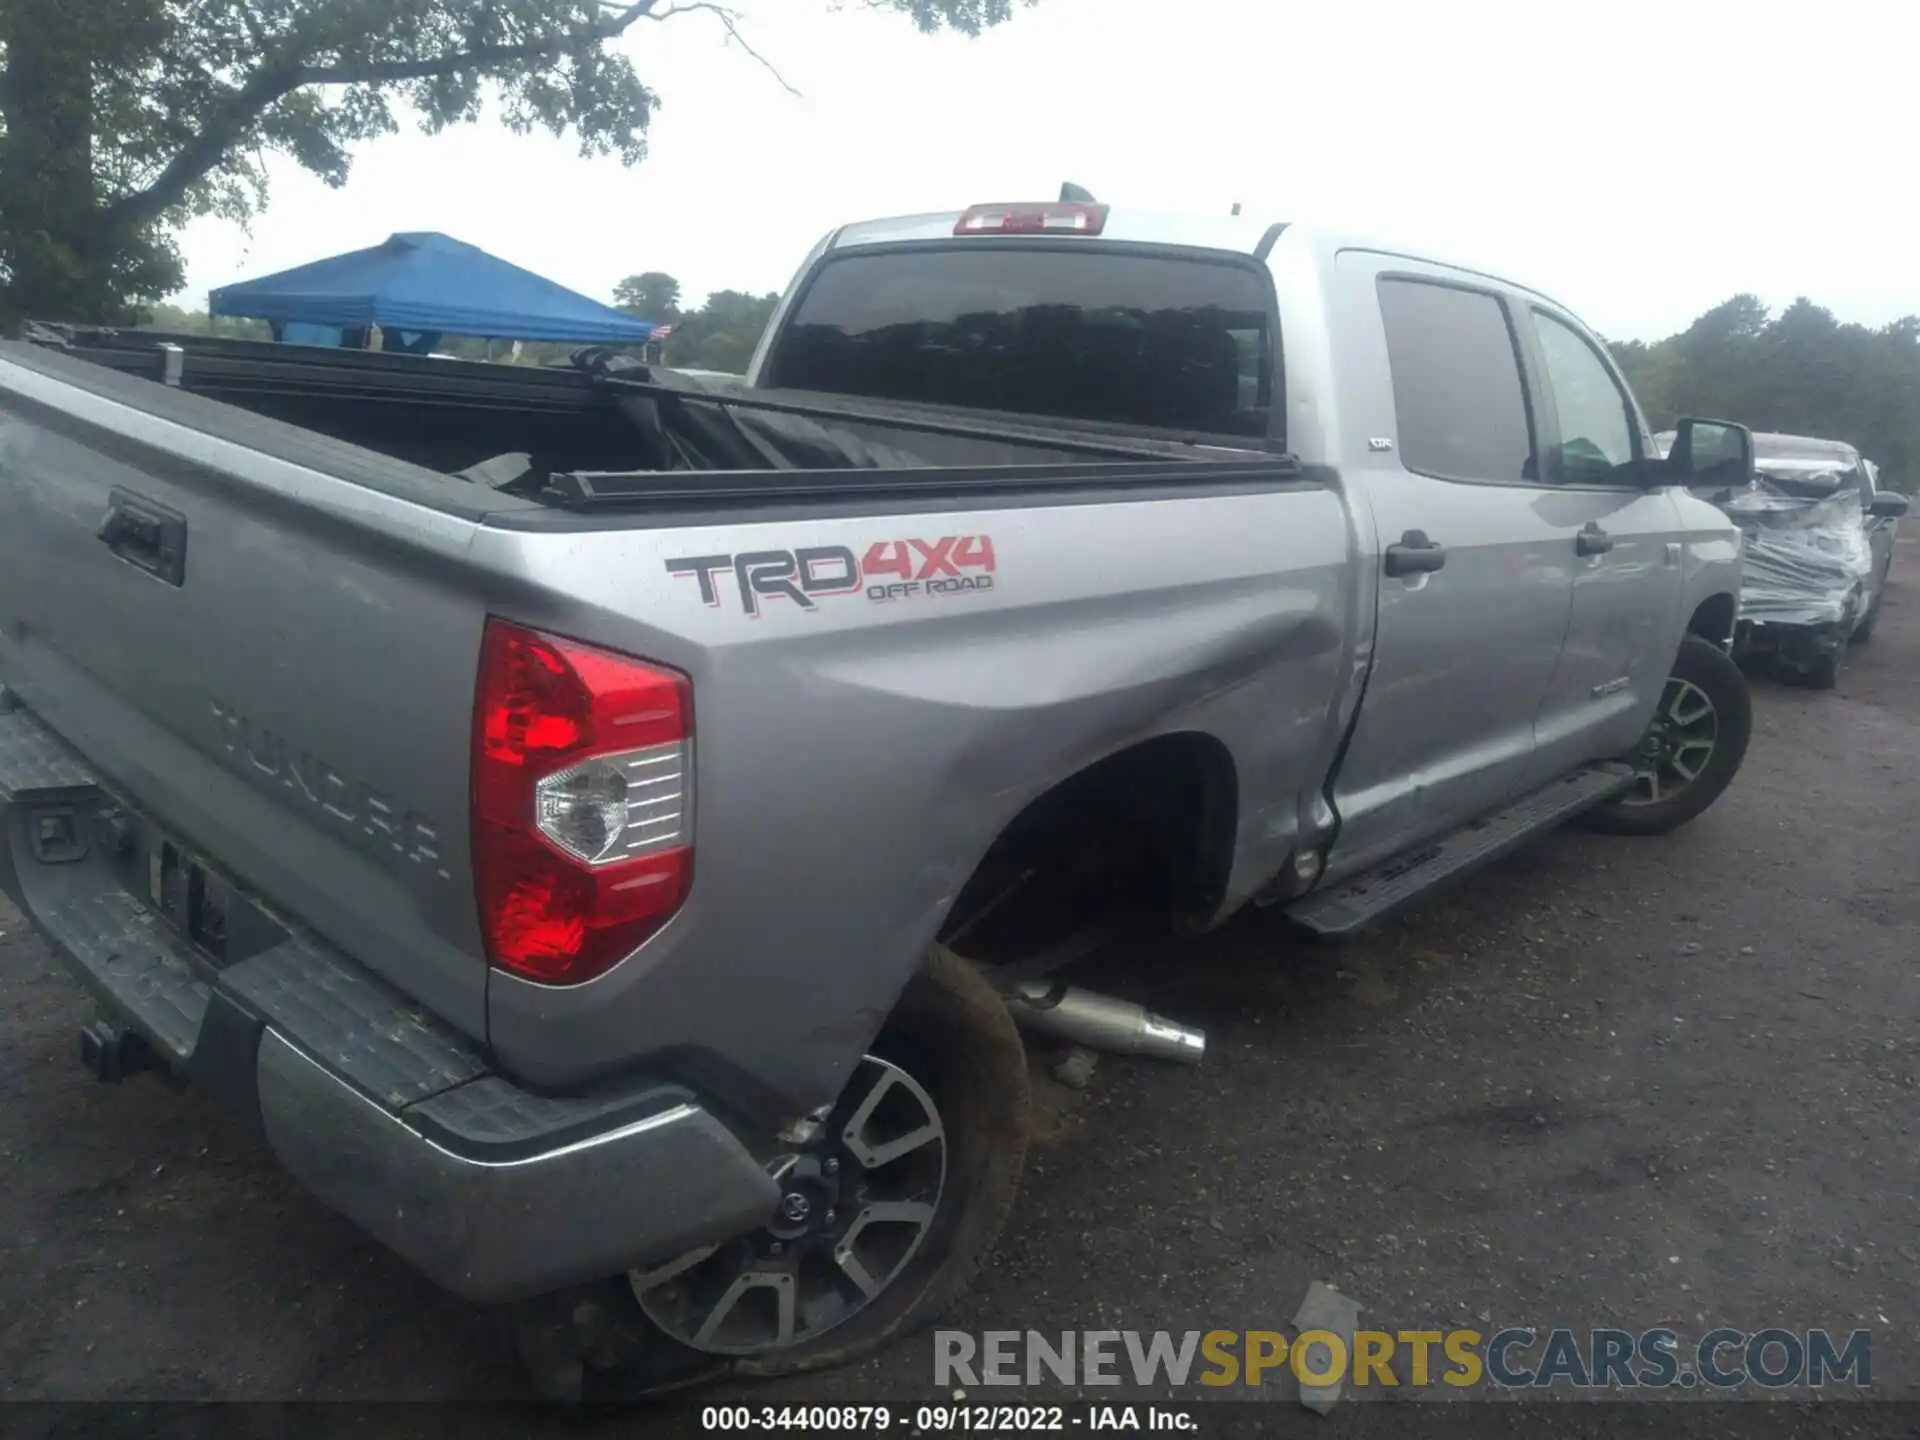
1531 311 1638 486
1377 278 1535 485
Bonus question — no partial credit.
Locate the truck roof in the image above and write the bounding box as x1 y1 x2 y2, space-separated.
828 207 1283 255
825 206 1574 313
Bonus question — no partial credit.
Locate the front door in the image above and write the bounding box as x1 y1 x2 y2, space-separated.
1522 304 1688 776
1325 261 1578 880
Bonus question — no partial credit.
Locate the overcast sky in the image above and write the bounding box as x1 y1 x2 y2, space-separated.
175 0 1916 342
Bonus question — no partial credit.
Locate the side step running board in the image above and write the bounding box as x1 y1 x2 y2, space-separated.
1285 763 1636 938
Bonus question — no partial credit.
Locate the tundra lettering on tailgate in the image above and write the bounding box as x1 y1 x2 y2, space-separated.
667 535 997 617
209 700 453 880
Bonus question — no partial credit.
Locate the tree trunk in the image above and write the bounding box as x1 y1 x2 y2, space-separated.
0 0 103 324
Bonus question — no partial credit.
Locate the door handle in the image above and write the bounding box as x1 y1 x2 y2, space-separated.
1383 530 1447 577
97 487 188 587
1575 523 1614 557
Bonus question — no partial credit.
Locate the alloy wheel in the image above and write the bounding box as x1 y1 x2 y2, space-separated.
631 1054 948 1356
1620 676 1718 807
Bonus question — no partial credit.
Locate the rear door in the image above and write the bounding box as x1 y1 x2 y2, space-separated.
1323 260 1576 879
1521 303 1687 775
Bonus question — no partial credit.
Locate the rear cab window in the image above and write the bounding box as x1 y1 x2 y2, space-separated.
763 246 1275 440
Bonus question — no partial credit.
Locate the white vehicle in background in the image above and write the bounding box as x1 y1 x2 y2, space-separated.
1655 425 1912 682
1674 429 1909 685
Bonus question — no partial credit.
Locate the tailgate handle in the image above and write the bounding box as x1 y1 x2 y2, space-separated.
97 487 188 587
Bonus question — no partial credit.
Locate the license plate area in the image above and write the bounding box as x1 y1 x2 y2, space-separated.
149 839 231 962
136 821 286 970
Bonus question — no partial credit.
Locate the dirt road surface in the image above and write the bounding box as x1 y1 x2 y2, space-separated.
5 542 1918 1431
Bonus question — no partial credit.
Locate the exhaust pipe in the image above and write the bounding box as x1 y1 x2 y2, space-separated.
1003 980 1205 1065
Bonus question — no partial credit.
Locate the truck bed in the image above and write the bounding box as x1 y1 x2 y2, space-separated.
0 329 1355 1119
19 326 1278 496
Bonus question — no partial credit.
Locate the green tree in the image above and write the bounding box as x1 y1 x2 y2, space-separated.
613 270 682 324
0 0 1036 327
663 287 777 372
1611 296 1920 493
139 300 271 338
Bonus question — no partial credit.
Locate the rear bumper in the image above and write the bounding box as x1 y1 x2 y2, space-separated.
0 694 778 1303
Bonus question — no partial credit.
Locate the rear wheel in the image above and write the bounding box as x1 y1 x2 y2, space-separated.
507 945 1031 1401
1579 635 1752 837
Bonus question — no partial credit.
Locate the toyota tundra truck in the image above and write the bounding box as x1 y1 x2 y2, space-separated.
0 198 1755 1399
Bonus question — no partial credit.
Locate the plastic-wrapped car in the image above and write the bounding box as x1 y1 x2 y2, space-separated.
1712 433 1909 687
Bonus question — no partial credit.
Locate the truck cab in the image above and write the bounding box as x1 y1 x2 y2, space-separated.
743 201 1748 882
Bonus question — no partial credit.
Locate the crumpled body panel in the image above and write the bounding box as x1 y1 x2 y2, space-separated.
1720 480 1873 629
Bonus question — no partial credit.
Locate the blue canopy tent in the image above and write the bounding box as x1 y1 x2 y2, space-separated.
208 232 655 350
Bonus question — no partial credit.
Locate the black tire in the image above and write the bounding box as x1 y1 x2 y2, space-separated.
1852 592 1879 645
1807 634 1846 690
506 944 1031 1402
1578 634 1752 837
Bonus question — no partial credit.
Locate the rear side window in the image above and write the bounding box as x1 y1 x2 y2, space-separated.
1378 278 1534 484
765 247 1274 438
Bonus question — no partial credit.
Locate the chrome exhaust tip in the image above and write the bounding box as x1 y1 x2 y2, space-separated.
1002 981 1206 1065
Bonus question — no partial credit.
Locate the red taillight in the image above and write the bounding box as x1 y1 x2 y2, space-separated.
955 202 1110 237
473 620 693 985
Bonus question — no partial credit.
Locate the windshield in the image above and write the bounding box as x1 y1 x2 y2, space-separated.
1753 437 1868 500
764 245 1275 439
1755 434 1855 465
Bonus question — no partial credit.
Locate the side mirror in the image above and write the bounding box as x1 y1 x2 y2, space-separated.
1869 492 1910 520
1665 417 1755 489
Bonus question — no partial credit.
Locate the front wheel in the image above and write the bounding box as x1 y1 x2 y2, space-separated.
1851 590 1881 645
1807 638 1845 690
507 945 1032 1401
1579 634 1752 837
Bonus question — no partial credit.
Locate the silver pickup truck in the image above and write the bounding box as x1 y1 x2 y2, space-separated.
0 200 1756 1398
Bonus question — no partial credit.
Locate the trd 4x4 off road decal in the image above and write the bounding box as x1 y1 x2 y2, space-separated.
667 536 997 617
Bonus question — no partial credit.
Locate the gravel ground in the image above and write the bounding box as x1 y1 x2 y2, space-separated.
3 542 1917 1431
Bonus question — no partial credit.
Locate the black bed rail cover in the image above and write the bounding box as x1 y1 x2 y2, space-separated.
542 456 1303 510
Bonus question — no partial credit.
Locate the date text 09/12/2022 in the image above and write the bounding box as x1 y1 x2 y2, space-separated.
699 1404 1193 1432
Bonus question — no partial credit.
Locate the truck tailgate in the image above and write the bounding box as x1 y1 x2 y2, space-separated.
0 346 494 1036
